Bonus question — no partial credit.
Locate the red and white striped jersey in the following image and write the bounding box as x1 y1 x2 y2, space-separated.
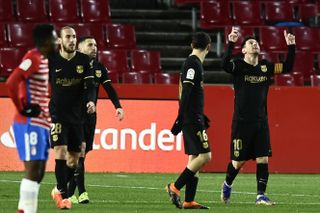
12 48 51 129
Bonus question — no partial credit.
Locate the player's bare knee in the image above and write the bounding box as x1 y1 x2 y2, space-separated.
200 152 211 164
232 160 245 170
256 157 268 164
54 146 67 159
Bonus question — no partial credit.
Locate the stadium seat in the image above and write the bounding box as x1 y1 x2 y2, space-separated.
0 0 14 22
55 23 105 48
260 51 281 63
259 26 287 51
274 74 295 86
105 24 136 50
80 0 111 23
154 73 179 84
233 1 263 26
107 71 119 83
200 0 232 29
48 0 81 22
130 50 161 73
291 72 304 86
138 71 153 84
7 23 35 47
0 24 7 47
0 48 25 77
310 74 320 86
224 26 255 53
292 27 320 51
298 3 318 23
98 50 129 74
264 2 294 24
291 51 315 81
16 0 48 22
121 72 142 84
175 0 201 6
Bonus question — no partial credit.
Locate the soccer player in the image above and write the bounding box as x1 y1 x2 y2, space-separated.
6 24 57 213
220 27 296 205
49 26 96 209
68 36 124 204
167 32 212 209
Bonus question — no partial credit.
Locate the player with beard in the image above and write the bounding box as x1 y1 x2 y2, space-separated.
68 36 124 204
49 26 96 210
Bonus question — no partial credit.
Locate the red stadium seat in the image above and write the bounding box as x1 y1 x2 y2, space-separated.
154 73 179 84
291 51 315 80
0 24 7 47
233 1 263 26
48 0 81 22
292 27 320 51
175 0 201 6
7 23 35 47
107 71 119 84
98 50 129 74
130 50 161 73
0 0 14 22
105 24 136 50
292 72 304 86
200 0 232 29
298 3 318 23
16 0 48 22
80 0 111 23
259 26 287 51
55 23 105 48
264 2 294 23
121 72 142 84
274 74 295 86
310 75 320 86
260 51 281 63
224 26 255 53
0 48 25 77
139 71 153 84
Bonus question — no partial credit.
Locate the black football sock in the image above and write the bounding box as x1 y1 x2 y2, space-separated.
77 157 86 194
185 176 199 202
55 159 68 199
174 167 196 190
257 163 269 195
225 162 240 186
68 172 77 197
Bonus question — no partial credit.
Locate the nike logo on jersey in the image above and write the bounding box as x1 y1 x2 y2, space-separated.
55 68 62 72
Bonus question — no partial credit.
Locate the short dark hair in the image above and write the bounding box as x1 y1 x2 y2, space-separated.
58 26 74 38
77 35 95 48
241 36 258 48
192 32 211 50
32 24 55 47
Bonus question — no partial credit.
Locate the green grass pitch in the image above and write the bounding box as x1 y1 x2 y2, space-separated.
0 172 319 212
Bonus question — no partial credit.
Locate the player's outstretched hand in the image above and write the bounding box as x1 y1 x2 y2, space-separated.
20 104 41 117
284 30 296 45
171 115 182 135
86 101 96 114
228 26 239 43
116 108 124 121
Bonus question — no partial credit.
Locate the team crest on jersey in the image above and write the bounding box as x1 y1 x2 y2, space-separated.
95 70 102 78
260 65 267 73
76 65 84 74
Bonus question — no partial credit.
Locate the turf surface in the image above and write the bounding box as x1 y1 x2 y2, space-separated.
0 172 319 212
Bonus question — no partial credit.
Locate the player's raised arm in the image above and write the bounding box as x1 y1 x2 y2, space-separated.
222 27 239 73
274 30 296 75
84 58 96 114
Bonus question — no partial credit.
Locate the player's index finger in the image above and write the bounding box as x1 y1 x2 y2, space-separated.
283 30 287 37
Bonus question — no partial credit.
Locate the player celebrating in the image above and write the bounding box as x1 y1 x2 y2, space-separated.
68 36 124 204
6 24 57 213
167 32 212 209
220 27 296 205
49 26 96 210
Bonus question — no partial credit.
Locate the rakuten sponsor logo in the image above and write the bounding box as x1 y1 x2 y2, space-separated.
93 122 183 151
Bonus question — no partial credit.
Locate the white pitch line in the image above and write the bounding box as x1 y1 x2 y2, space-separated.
0 179 319 199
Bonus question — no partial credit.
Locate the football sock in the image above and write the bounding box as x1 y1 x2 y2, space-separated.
76 157 86 194
225 162 240 186
257 163 269 195
185 176 199 202
174 167 196 190
18 178 40 213
68 175 76 197
55 159 68 199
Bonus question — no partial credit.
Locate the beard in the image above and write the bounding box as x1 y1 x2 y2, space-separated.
61 43 75 53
